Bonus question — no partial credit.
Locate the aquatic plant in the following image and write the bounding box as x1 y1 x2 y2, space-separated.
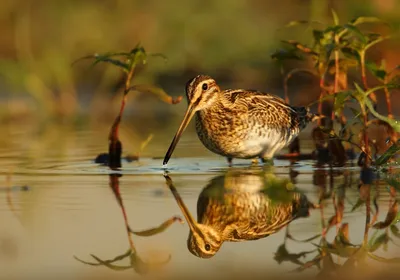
273 10 400 168
74 44 183 168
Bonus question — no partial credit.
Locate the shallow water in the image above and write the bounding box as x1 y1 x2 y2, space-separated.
0 122 400 280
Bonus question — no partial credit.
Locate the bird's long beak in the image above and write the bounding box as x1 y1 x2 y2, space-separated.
163 103 196 165
164 174 200 235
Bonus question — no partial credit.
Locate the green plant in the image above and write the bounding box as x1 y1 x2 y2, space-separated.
273 10 400 168
74 44 183 168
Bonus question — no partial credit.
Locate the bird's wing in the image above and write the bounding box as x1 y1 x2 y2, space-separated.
221 89 298 128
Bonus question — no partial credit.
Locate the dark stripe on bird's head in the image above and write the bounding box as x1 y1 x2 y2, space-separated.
185 75 213 95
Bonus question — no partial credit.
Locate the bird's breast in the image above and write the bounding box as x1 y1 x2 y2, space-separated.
195 110 298 158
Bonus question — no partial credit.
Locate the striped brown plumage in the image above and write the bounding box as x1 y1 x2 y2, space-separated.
165 170 314 259
163 75 318 165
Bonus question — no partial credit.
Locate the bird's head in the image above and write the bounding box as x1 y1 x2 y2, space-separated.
163 74 220 165
187 223 223 259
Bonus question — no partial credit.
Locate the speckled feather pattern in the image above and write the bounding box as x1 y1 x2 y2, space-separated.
194 88 314 159
194 173 310 242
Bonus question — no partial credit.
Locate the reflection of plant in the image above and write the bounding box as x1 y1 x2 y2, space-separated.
276 167 400 276
74 174 183 275
3 172 30 227
273 11 400 168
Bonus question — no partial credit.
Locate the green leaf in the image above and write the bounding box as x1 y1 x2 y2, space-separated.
128 84 183 104
324 25 343 35
290 254 323 272
354 82 400 131
375 140 400 166
350 16 386 26
392 212 400 225
351 198 365 212
366 61 387 81
341 47 360 62
92 57 130 71
368 252 400 263
281 40 318 56
271 49 303 61
149 53 168 61
343 24 367 44
368 233 389 252
334 90 353 113
373 201 398 228
91 254 132 270
349 107 362 122
320 243 359 258
72 52 130 65
353 82 367 105
364 84 399 97
331 9 340 25
72 53 130 71
130 216 183 236
363 90 400 132
385 177 400 192
287 234 321 243
282 20 324 28
274 244 315 265
312 29 324 43
365 35 392 51
74 249 131 266
130 43 146 55
390 225 400 238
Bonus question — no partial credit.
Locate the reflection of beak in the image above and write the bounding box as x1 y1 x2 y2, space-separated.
164 174 201 236
163 103 196 165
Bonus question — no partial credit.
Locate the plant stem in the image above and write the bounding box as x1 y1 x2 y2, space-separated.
363 185 371 246
318 76 325 126
119 68 135 118
108 67 135 168
383 76 393 119
360 51 377 104
280 64 288 104
361 104 371 167
332 39 340 120
359 52 372 167
110 175 137 253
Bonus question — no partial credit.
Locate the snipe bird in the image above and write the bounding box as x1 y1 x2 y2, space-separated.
163 74 319 166
164 169 315 258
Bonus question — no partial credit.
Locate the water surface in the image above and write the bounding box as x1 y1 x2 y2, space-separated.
0 123 399 280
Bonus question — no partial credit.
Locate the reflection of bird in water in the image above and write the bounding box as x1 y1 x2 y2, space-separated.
163 75 319 166
165 169 315 259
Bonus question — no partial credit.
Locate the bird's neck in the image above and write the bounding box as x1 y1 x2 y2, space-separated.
195 95 225 121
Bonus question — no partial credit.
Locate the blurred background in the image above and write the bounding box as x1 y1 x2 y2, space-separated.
0 0 399 157
0 3 400 278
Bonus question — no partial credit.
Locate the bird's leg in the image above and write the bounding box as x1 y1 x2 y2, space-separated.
260 157 274 166
227 157 233 167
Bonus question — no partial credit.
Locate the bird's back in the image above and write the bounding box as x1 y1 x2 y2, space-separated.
195 89 317 159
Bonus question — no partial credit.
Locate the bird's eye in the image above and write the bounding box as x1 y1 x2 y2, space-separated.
202 83 208 91
205 244 211 251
